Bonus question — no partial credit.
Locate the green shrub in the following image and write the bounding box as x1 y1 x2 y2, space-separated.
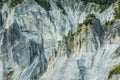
35 0 50 11
10 0 24 7
105 20 115 26
86 14 96 18
99 5 109 13
114 1 120 19
5 0 8 3
56 1 67 15
108 65 120 79
82 0 118 13
76 24 82 35
83 18 92 25
83 14 95 25
34 0 66 14
79 23 83 27
5 0 24 7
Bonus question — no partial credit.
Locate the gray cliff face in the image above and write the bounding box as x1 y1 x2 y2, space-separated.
0 0 120 80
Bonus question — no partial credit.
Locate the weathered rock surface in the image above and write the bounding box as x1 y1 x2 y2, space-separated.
0 0 120 80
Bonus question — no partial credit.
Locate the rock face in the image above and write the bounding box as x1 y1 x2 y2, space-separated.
0 0 120 80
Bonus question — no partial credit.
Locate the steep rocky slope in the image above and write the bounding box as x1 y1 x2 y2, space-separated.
0 0 120 80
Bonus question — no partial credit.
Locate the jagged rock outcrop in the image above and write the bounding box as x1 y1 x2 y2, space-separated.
40 15 120 80
0 0 120 80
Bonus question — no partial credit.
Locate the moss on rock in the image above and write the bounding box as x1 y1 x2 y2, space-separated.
108 65 120 79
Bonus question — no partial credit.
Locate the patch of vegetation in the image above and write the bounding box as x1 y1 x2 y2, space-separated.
83 14 96 25
7 71 14 80
35 0 50 11
105 20 115 26
5 0 24 7
99 5 109 13
10 0 24 7
56 1 67 15
76 24 82 35
108 65 120 79
86 13 96 18
5 0 8 3
83 18 93 25
114 1 120 19
34 0 66 14
82 0 118 13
